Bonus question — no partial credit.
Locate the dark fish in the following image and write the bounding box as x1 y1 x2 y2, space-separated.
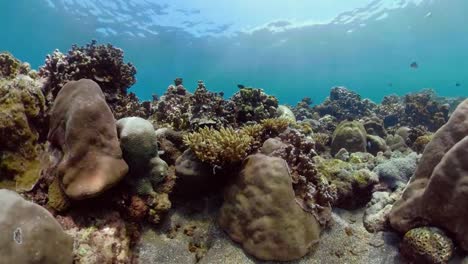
237 84 245 89
410 62 418 69
456 82 461 87
388 83 393 87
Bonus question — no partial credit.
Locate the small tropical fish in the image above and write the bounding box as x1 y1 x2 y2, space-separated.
388 83 393 87
455 82 461 87
237 84 245 89
410 62 418 69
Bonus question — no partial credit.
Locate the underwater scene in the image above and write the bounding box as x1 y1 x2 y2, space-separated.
1 0 468 263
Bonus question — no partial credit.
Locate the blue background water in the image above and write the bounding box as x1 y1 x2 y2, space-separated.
1 0 467 105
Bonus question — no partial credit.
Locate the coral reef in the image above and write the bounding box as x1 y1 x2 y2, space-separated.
0 189 74 263
2 46 467 264
151 80 192 130
39 40 148 119
189 80 236 129
152 79 238 130
218 154 320 261
48 79 128 200
401 90 449 132
400 227 454 264
292 97 315 121
331 120 367 155
0 56 46 192
315 87 377 121
117 117 168 196
389 99 468 251
231 86 278 123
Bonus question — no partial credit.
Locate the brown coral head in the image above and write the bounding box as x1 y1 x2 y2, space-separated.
59 153 128 200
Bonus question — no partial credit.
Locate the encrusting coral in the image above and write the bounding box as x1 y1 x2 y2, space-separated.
218 154 321 261
0 54 46 192
48 79 128 200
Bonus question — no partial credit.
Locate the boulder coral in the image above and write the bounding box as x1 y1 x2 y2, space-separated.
218 154 320 261
48 79 128 200
389 99 468 251
331 120 367 155
0 189 74 264
117 116 168 195
276 105 296 122
400 227 454 264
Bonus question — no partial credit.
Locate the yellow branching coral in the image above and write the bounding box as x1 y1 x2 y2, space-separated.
183 127 253 166
260 118 290 136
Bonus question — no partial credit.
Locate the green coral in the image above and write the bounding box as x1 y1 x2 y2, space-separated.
314 156 378 209
47 178 70 212
401 227 454 264
0 52 21 79
232 87 279 123
260 118 290 136
331 120 367 155
0 69 46 192
184 126 253 166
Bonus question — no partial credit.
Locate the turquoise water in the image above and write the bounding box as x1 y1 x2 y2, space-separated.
2 0 467 104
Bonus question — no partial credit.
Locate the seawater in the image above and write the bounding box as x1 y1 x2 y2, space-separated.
2 0 467 104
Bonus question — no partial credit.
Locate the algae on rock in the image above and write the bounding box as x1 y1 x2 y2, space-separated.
0 58 47 192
